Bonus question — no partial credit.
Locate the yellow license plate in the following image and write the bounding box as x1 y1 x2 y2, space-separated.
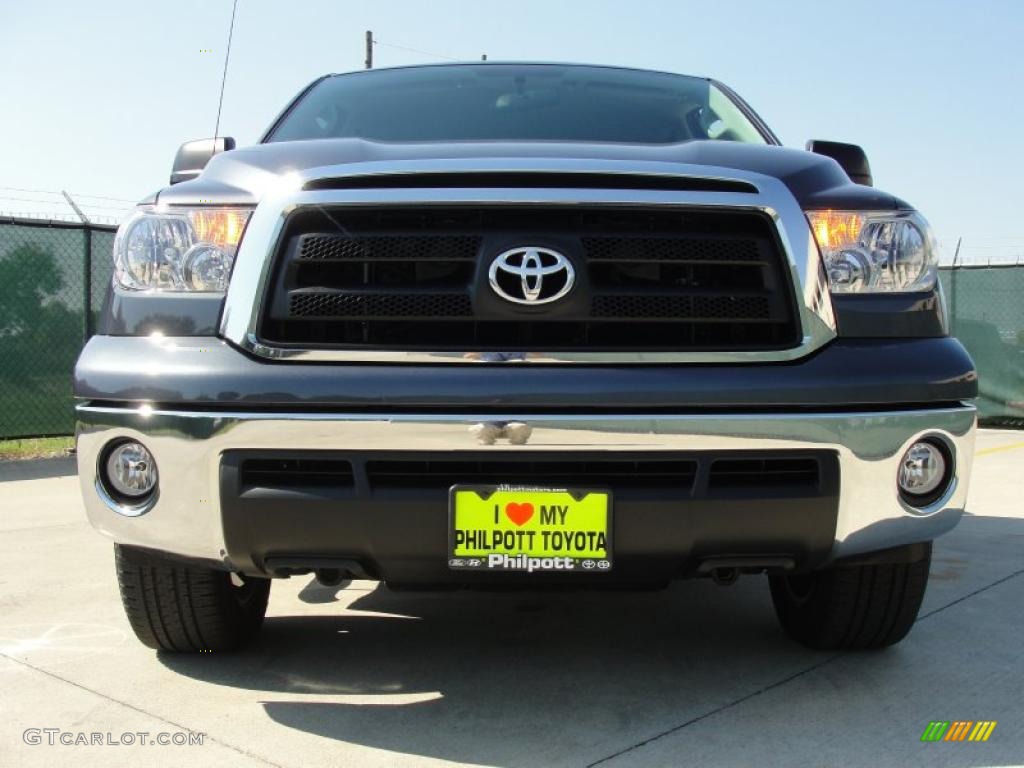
448 486 612 573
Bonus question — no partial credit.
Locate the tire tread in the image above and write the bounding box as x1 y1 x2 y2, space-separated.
114 545 269 653
769 543 931 650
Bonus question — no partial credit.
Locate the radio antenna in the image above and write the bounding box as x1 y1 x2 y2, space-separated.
213 0 239 144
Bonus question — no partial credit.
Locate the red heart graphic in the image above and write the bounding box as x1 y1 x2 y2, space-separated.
505 502 535 526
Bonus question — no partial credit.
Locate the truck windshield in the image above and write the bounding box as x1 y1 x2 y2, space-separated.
266 64 768 145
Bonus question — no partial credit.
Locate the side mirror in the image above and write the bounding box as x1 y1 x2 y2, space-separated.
170 136 236 185
806 140 873 186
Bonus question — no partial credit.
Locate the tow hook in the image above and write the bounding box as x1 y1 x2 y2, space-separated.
315 568 345 587
711 567 739 586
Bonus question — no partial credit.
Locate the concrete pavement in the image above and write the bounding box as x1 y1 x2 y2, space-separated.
1 430 1022 767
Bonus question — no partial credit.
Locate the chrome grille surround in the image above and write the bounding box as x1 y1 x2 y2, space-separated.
220 158 836 363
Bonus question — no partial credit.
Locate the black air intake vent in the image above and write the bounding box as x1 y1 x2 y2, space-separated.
366 457 699 490
241 458 355 489
227 450 834 501
708 458 820 490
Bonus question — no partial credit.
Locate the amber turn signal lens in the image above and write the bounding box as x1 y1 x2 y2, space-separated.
807 210 865 250
189 209 249 247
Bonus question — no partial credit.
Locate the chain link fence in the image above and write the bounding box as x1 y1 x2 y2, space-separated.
0 218 115 438
1 218 1022 438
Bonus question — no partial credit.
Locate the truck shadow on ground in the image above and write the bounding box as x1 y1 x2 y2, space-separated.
156 513 1024 767
159 576 863 767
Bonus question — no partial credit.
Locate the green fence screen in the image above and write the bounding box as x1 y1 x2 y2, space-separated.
0 218 1022 438
940 265 1024 426
0 218 115 438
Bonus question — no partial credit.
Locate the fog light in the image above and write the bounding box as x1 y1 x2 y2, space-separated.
103 441 158 501
898 440 950 506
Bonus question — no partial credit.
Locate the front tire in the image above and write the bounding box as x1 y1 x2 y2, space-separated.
769 543 931 650
114 544 270 652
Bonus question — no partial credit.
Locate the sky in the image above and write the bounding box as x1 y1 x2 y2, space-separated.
2 0 1022 262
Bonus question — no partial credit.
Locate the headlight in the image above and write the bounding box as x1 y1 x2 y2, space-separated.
113 207 252 292
806 210 938 294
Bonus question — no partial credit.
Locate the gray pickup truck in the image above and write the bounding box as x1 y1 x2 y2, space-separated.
74 63 976 653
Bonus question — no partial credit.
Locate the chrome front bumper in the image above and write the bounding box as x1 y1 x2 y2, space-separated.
76 404 976 570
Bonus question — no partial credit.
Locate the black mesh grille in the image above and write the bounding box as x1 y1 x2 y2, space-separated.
591 294 771 319
289 292 472 318
582 236 763 263
258 206 800 352
297 234 480 262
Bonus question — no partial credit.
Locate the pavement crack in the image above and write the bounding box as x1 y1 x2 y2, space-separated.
917 566 1024 621
586 566 1024 767
585 653 843 767
0 650 287 768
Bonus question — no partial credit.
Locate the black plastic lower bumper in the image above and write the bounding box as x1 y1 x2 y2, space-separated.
219 449 840 585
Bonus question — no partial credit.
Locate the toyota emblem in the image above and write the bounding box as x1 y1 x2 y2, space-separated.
488 246 575 305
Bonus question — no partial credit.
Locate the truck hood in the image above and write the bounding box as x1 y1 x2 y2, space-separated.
154 138 909 210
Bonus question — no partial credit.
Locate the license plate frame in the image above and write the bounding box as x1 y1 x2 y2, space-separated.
447 485 613 573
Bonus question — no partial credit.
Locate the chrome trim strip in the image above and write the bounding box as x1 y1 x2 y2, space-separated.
76 403 975 568
93 475 158 518
219 159 835 364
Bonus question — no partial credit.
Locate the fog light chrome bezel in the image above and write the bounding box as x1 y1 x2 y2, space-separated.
96 439 160 516
897 436 954 510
